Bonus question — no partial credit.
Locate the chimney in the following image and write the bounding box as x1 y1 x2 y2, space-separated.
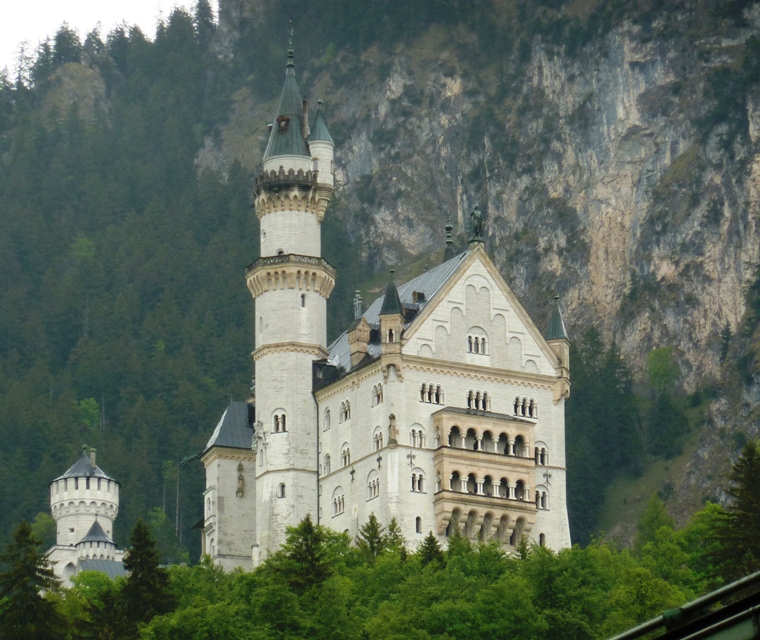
302 99 310 139
89 448 96 469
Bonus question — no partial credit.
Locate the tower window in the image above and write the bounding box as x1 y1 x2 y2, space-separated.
277 249 284 256
301 294 306 307
416 517 422 533
278 483 286 498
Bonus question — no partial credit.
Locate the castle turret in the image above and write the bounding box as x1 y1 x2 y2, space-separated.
246 38 336 563
49 447 119 547
546 294 570 403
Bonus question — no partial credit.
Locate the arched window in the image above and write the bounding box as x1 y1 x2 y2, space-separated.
341 444 351 467
373 427 383 451
332 487 345 516
206 497 211 516
323 454 331 475
539 533 546 547
345 401 351 420
367 471 380 500
278 483 286 498
528 398 538 418
273 412 287 432
410 426 425 448
388 329 395 343
411 469 425 493
324 408 331 431
416 517 422 533
372 384 384 406
420 383 443 404
467 328 488 355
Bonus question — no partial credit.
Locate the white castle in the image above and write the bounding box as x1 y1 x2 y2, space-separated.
47 447 126 586
201 42 572 570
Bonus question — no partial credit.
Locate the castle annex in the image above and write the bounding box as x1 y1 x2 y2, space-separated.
201 41 572 570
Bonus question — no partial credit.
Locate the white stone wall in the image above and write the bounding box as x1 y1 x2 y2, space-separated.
49 477 119 547
260 211 321 257
203 448 256 571
255 289 327 348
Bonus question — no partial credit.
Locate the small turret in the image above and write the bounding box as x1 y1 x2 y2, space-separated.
379 271 404 355
309 100 335 188
443 214 455 262
546 294 570 403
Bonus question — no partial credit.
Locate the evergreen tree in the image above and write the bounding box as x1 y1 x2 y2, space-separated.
417 532 444 568
121 518 176 629
710 441 760 581
357 513 385 560
273 515 332 594
634 494 676 554
0 521 63 640
385 517 406 559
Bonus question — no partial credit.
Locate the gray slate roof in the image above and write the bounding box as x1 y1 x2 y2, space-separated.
310 105 333 143
55 455 114 481
79 520 113 545
204 401 254 452
327 250 471 373
263 48 309 160
77 559 128 580
379 277 404 317
432 406 535 424
546 297 569 341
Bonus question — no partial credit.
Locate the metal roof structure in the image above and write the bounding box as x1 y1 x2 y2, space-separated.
78 520 113 545
55 455 113 481
326 250 471 374
546 295 569 341
204 401 255 453
310 101 333 143
77 559 128 580
263 43 309 160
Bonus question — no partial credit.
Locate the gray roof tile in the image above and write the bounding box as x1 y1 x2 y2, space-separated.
55 455 114 482
204 401 254 452
77 559 128 580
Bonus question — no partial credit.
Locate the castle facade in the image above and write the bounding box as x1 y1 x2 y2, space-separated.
201 42 572 570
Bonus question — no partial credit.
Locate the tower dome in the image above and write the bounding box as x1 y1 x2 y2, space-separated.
49 447 120 547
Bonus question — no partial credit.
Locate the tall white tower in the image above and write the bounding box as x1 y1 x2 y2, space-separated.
246 39 335 563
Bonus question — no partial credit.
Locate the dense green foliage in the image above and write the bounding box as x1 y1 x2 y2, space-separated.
0 521 63 639
14 493 742 640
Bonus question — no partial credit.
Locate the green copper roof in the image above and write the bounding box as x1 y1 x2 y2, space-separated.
546 295 569 341
310 101 334 144
263 44 309 160
379 274 404 317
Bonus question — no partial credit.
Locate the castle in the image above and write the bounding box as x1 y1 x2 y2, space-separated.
201 42 572 570
47 447 127 586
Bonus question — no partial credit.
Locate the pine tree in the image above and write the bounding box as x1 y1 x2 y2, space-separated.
385 517 406 559
0 521 64 640
710 441 760 581
357 513 385 560
121 518 176 628
417 532 443 568
634 495 675 554
275 514 332 594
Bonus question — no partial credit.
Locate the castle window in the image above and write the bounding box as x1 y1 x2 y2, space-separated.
277 249 284 255
341 445 351 467
276 115 290 129
467 390 490 411
539 533 546 547
340 401 351 422
273 413 287 432
324 454 331 475
367 471 380 500
332 488 345 516
388 329 395 344
75 478 79 490
420 383 443 404
324 409 331 431
416 517 422 533
411 470 425 493
97 478 101 491
372 384 383 406
467 330 488 355
410 427 425 448
86 477 90 490
301 294 306 307
373 429 383 451
278 483 286 498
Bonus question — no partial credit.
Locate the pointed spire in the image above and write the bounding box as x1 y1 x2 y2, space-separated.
546 293 569 341
287 24 295 69
380 269 404 317
262 30 309 160
443 212 455 262
310 100 334 144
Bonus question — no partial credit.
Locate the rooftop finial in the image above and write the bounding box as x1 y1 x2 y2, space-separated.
469 204 485 244
443 212 456 262
353 290 363 320
287 24 295 68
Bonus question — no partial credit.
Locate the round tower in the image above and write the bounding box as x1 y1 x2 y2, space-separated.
75 519 117 561
246 39 335 561
49 447 119 547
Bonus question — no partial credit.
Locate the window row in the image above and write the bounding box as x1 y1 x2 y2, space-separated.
447 427 533 458
420 383 444 404
466 390 491 411
447 472 548 506
467 335 488 354
513 397 538 418
332 494 345 516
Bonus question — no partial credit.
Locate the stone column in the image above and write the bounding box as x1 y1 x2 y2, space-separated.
508 483 517 500
508 439 515 456
524 484 530 501
476 478 485 495
476 435 483 451
460 434 467 449
460 477 469 493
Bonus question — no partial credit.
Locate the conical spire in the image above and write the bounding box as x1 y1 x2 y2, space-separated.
263 32 309 160
546 293 569 341
443 213 455 262
310 100 334 144
379 269 404 317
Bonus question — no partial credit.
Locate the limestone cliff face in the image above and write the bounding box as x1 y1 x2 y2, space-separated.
206 2 760 520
